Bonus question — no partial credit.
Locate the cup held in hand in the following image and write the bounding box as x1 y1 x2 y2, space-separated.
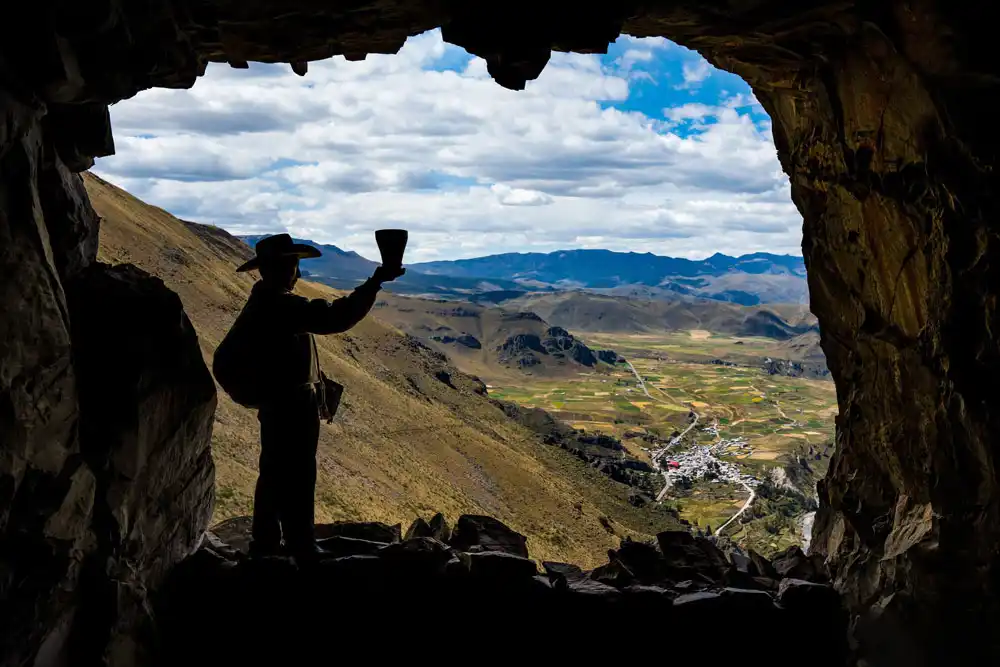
375 229 408 268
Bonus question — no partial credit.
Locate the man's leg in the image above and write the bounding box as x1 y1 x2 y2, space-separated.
250 407 283 555
277 386 321 556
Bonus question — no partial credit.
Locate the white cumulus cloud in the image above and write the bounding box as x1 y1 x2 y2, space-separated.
93 30 800 263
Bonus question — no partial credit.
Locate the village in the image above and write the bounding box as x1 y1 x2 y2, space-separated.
644 417 761 497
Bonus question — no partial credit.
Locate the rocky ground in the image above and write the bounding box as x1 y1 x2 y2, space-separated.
155 513 847 666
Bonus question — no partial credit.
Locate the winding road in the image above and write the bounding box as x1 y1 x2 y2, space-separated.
714 481 756 537
652 413 700 502
623 356 755 528
624 359 654 400
623 358 702 502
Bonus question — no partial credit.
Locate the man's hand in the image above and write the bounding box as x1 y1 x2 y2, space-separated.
373 265 405 284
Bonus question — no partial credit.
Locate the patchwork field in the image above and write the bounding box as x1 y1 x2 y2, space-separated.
489 330 838 554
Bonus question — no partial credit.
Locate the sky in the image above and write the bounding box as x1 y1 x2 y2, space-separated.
93 30 801 264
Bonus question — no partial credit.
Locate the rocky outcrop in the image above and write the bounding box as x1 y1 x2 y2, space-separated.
156 517 846 666
543 326 598 365
429 332 482 349
496 327 599 369
65 263 217 665
762 357 831 379
596 349 621 364
495 333 546 367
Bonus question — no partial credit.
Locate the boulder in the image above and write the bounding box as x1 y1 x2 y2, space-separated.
209 516 254 553
565 577 621 601
404 517 434 540
428 512 451 543
542 561 585 588
719 587 776 612
407 513 451 542
729 551 754 575
748 549 778 580
693 537 729 577
449 515 528 558
613 538 663 583
315 536 389 558
467 551 538 580
377 537 454 574
771 546 828 583
202 531 243 561
655 530 727 582
590 558 634 588
314 521 402 544
321 554 389 581
673 591 723 609
656 530 695 552
752 576 780 592
62 263 217 664
777 578 842 613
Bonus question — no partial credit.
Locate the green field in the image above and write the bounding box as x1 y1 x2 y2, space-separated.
488 330 838 555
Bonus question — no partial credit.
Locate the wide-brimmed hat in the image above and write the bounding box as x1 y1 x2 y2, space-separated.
236 233 322 272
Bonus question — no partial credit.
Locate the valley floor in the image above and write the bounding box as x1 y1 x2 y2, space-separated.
487 330 837 555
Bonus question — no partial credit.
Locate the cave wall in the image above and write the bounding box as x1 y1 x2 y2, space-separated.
0 89 96 667
0 88 217 664
2 1 1000 665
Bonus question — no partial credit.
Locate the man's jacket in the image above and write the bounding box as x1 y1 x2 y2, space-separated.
233 278 381 395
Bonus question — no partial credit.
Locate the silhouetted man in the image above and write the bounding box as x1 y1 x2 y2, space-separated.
232 234 403 558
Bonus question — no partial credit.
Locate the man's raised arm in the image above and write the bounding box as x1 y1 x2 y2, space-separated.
283 266 405 335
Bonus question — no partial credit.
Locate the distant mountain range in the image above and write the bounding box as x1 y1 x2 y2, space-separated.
238 236 808 306
411 250 808 305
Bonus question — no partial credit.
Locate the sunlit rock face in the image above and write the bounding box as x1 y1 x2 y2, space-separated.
2 1 1000 664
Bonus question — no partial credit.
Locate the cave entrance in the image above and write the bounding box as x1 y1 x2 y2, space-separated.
3 4 999 665
94 29 828 561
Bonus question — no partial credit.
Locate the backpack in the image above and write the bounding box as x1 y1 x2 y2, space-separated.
213 309 264 409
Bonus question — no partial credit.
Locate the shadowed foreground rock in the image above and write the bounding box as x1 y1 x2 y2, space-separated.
65 263 216 664
155 516 846 667
0 257 216 666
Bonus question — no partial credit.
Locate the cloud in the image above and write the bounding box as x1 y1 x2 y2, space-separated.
680 59 712 88
491 184 554 206
93 31 800 263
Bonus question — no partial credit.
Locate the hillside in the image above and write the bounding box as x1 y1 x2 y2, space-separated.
772 330 826 363
411 249 809 305
502 291 817 339
371 294 617 383
85 172 682 567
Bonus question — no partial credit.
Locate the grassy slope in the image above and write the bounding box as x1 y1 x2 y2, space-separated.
371 293 606 384
504 291 817 336
85 172 681 567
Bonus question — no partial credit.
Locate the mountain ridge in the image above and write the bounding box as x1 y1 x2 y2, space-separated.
238 234 808 305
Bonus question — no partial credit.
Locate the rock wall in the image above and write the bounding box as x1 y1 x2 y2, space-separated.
0 88 216 665
0 90 96 667
746 11 1000 667
3 1 1000 665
